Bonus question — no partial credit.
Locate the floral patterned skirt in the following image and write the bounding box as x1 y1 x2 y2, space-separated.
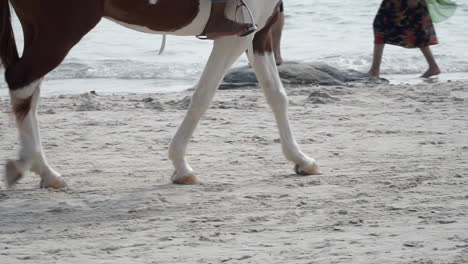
373 0 438 48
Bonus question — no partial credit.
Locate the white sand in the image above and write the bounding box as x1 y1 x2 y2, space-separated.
0 80 467 263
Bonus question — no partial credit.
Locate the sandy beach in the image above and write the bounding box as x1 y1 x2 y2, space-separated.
0 80 467 263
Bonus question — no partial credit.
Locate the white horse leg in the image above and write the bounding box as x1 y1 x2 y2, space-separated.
249 51 320 176
6 80 66 189
169 37 251 184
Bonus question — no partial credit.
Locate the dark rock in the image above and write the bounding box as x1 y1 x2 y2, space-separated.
221 61 383 89
141 97 154 103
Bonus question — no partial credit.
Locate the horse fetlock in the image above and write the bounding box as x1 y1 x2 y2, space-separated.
36 165 64 188
294 158 320 176
21 152 45 173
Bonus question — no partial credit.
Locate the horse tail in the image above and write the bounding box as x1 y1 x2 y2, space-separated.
0 0 19 68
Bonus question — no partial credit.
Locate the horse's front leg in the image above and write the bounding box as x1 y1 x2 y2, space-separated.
168 37 251 184
248 33 320 176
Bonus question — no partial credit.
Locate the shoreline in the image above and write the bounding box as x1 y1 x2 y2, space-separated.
386 71 468 85
1 71 468 98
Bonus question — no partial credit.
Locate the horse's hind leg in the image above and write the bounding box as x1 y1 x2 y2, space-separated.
5 7 101 188
6 80 66 189
168 37 252 184
248 16 320 176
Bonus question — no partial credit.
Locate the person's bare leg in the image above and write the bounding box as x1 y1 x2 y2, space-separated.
420 46 441 78
272 10 285 65
368 44 385 77
204 3 252 40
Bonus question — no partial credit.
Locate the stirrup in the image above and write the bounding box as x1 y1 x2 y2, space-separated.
196 30 209 40
236 0 258 37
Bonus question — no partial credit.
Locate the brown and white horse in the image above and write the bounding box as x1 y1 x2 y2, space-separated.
0 0 319 188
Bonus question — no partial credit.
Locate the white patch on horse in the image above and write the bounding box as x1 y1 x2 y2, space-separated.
10 79 43 99
148 0 158 5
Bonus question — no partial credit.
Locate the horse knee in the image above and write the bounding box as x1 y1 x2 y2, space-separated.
11 96 34 121
9 79 42 120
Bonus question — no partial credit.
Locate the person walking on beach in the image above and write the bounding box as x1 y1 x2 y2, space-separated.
368 0 441 78
199 0 254 39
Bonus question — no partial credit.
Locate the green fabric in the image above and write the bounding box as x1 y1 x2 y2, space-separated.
426 0 458 23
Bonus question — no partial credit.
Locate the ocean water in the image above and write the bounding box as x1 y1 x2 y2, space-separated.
1 0 467 96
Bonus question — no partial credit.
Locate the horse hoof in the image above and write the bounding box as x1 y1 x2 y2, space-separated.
41 177 67 189
172 174 200 185
295 162 320 176
5 160 24 188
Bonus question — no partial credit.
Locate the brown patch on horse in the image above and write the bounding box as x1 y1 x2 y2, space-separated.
0 0 19 68
252 5 281 55
103 0 200 32
12 96 33 121
5 0 103 90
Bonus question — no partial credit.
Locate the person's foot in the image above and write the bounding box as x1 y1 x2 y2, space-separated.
367 70 380 78
205 18 252 40
421 67 441 78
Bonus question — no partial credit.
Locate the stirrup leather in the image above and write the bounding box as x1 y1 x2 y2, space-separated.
236 0 258 37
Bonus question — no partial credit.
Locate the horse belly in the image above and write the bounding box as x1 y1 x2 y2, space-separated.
103 0 210 36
